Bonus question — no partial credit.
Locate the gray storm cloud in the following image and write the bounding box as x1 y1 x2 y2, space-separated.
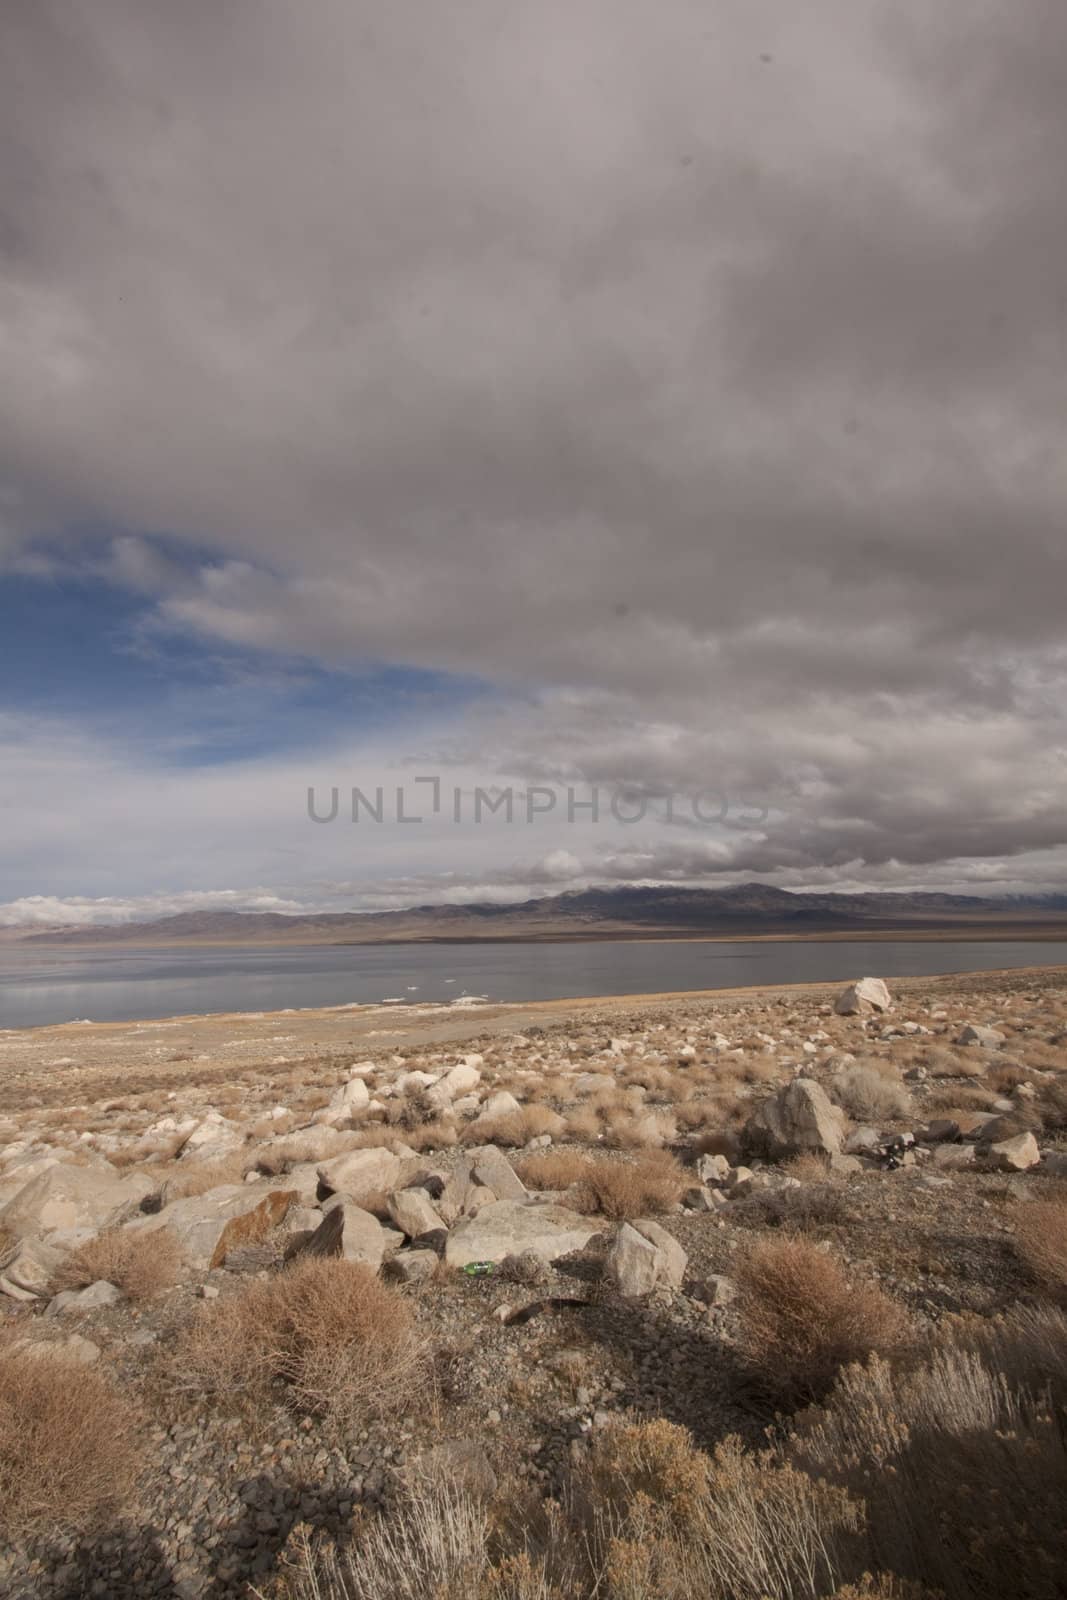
1 0 1066 904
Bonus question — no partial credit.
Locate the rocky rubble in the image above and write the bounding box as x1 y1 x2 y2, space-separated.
2 967 1066 1595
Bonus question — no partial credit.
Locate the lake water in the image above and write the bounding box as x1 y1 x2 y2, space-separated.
1 938 1066 1029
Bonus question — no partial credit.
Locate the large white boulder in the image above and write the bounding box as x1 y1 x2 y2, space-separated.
834 978 892 1016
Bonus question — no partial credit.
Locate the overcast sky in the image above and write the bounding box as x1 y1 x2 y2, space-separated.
2 0 1066 925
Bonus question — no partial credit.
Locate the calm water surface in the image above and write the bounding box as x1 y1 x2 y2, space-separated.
1 939 1066 1029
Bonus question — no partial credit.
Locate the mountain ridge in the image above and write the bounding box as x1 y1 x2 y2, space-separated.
20 881 1067 944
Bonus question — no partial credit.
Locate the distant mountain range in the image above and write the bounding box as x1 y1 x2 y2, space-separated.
22 883 1067 945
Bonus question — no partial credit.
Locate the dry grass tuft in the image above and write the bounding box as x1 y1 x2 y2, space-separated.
52 1226 182 1300
736 1234 912 1404
461 1105 567 1148
516 1147 685 1218
515 1148 597 1191
1014 1199 1067 1294
0 1345 143 1541
170 1256 424 1435
161 1152 252 1198
830 1064 912 1122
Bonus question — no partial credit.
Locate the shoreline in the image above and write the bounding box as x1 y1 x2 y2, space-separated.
4 955 1067 1114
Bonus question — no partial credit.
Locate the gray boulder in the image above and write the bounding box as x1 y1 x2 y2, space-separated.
0 1164 154 1241
956 1025 1006 1048
744 1079 845 1159
296 1199 386 1269
444 1200 602 1268
605 1224 658 1297
469 1146 527 1201
316 1146 402 1202
0 1235 68 1300
387 1187 444 1239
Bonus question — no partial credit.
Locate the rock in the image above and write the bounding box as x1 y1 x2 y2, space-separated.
322 1077 370 1123
932 1143 977 1171
316 1147 402 1202
386 1187 444 1239
631 1220 687 1288
1041 1153 1067 1178
128 1183 292 1269
413 1440 497 1499
469 1146 527 1201
179 1110 246 1160
915 1119 961 1144
438 1061 482 1099
209 1189 297 1268
682 1185 715 1211
383 1249 439 1284
975 1114 1035 1144
834 978 892 1016
702 1273 738 1308
18 1333 101 1366
46 1279 122 1316
574 1073 616 1097
697 1153 730 1185
436 1163 473 1225
986 1132 1040 1172
482 1090 523 1119
605 1223 659 1297
0 1235 67 1299
956 1025 1006 1048
444 1201 602 1269
295 1200 386 1269
281 1204 325 1234
743 1079 845 1160
827 1152 863 1176
0 1164 154 1242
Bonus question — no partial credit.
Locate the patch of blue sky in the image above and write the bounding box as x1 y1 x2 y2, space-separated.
0 534 486 766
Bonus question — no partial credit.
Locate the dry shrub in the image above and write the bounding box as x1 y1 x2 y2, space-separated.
782 1152 840 1185
790 1329 1067 1600
564 1106 603 1142
400 1119 459 1152
517 1149 684 1218
462 1106 567 1149
1038 1076 1067 1130
602 1109 677 1150
986 1061 1031 1093
162 1152 252 1198
572 1150 685 1220
736 1234 912 1405
515 1149 596 1191
257 1487 564 1600
52 1225 182 1300
1014 1199 1067 1293
171 1256 423 1435
265 1422 861 1600
0 1346 143 1541
830 1064 911 1123
567 1421 861 1600
922 1047 985 1080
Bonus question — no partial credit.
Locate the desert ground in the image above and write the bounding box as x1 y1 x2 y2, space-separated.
2 967 1067 1599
